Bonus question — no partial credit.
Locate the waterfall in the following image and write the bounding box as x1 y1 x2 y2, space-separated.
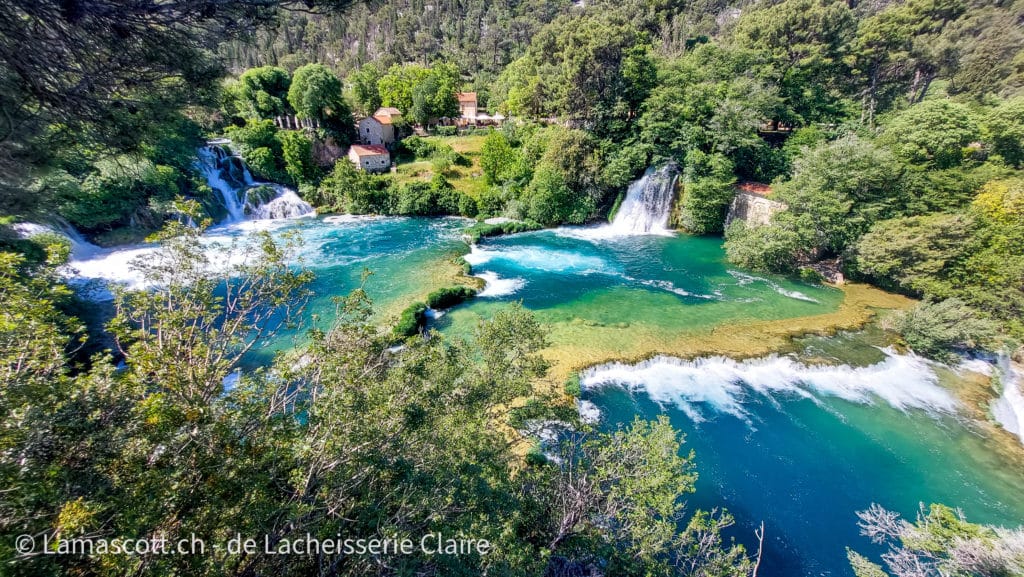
196 144 314 222
13 219 101 260
992 357 1024 444
608 164 679 235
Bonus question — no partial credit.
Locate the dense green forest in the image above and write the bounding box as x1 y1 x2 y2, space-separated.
216 0 1024 353
2 0 1024 576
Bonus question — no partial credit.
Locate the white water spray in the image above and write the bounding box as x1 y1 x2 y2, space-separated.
607 164 679 235
992 358 1024 443
580 350 959 424
196 144 314 222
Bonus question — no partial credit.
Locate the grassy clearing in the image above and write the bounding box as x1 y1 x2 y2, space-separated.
393 135 491 199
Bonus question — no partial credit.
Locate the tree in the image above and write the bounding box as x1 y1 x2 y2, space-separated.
377 64 432 116
525 162 591 225
546 416 753 576
505 13 657 137
884 299 999 362
279 131 319 185
773 135 910 255
848 0 966 123
880 99 980 168
639 44 781 163
288 63 355 142
56 157 180 231
676 151 737 235
850 213 976 297
346 63 383 116
724 220 803 273
848 503 1024 577
377 63 458 124
983 97 1024 167
492 57 550 118
312 159 390 213
236 66 292 119
0 0 283 205
480 131 525 185
731 0 856 123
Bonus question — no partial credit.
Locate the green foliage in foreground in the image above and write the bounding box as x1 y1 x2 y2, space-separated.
1 220 758 577
848 504 1024 577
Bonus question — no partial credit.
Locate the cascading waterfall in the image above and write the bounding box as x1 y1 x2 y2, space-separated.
196 143 314 222
579 350 959 424
608 164 679 235
992 357 1024 443
13 219 101 259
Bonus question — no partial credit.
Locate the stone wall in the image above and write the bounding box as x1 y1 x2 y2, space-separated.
725 191 786 227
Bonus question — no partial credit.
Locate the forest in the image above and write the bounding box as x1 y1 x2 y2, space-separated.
2 0 1024 576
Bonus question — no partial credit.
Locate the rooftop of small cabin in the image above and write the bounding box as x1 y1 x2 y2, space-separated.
736 181 772 196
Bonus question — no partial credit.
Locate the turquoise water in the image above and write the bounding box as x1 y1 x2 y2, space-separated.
70 217 1024 575
434 226 1024 576
69 216 473 367
234 216 472 366
436 228 844 359
581 347 1024 577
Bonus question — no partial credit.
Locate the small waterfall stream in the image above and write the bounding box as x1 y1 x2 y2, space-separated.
992 357 1024 443
608 164 679 235
196 144 314 222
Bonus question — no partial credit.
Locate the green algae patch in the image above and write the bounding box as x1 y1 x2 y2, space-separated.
536 282 915 391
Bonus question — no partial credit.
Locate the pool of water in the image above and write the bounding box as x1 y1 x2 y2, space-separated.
435 228 844 364
69 215 473 366
67 217 1024 575
582 344 1024 576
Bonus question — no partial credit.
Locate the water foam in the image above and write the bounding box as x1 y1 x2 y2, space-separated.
552 224 675 241
465 244 614 275
66 220 310 299
728 270 819 303
247 186 316 220
607 164 679 235
322 214 387 225
580 350 958 424
475 271 527 297
992 360 1024 443
13 220 102 260
577 399 602 424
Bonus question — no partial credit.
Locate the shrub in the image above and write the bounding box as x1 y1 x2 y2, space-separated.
464 219 543 243
393 301 428 338
525 443 549 467
564 373 582 397
885 298 1000 362
798 268 825 284
425 285 476 309
723 221 801 273
401 136 436 159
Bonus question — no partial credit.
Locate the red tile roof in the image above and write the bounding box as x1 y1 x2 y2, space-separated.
371 114 393 125
350 145 389 156
457 92 477 103
736 181 772 196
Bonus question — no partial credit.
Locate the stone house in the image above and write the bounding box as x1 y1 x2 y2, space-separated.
456 92 478 120
348 145 391 172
